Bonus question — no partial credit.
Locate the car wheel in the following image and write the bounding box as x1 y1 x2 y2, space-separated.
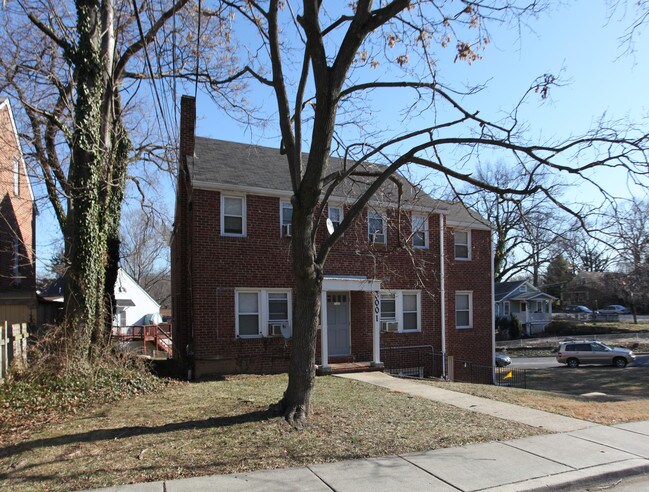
567 358 579 368
613 357 628 368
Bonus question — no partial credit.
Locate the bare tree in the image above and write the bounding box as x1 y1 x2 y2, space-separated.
120 207 171 306
207 1 649 425
456 162 571 283
0 0 237 362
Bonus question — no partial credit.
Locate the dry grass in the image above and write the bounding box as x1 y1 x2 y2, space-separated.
427 367 649 426
0 374 546 492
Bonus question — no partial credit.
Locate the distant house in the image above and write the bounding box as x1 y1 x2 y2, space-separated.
171 95 495 379
495 281 556 335
0 97 37 328
562 271 617 310
39 268 161 327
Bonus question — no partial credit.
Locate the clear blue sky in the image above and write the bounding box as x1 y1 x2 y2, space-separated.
34 0 649 276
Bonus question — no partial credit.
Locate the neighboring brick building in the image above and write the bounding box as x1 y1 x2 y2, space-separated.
171 96 494 379
0 98 37 327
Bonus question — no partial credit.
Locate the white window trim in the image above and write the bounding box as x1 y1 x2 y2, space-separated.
401 290 422 332
280 201 292 238
503 300 510 316
221 194 247 237
455 291 473 329
368 209 387 245
235 288 292 338
235 290 261 338
379 290 422 333
412 214 429 249
454 229 471 260
328 205 343 232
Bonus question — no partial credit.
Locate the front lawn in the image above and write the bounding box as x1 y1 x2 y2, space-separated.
0 374 545 492
428 367 649 425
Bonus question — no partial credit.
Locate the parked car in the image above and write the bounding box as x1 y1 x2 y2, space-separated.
564 305 592 314
556 340 636 368
495 353 512 367
596 305 630 315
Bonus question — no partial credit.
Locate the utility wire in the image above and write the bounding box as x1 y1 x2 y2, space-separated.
131 0 172 142
194 0 202 98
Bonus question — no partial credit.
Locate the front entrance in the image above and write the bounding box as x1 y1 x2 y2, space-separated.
327 292 350 356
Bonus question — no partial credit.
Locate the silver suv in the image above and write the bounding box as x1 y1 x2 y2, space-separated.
556 341 636 368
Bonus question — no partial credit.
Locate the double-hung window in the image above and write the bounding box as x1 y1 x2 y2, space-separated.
379 290 421 332
236 289 292 338
402 292 420 331
237 291 260 336
503 301 511 317
380 293 396 322
281 201 293 237
454 230 470 260
268 292 289 323
455 292 473 329
368 210 386 244
328 206 343 230
221 195 245 236
412 214 428 248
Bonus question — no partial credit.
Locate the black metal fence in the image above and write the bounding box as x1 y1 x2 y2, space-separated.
381 345 528 388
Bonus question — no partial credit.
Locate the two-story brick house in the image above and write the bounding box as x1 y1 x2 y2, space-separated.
172 96 493 379
0 97 37 327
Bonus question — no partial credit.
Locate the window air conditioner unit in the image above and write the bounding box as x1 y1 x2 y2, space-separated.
381 321 399 333
268 323 285 337
282 224 292 237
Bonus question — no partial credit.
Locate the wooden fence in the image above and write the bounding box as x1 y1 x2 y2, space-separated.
0 322 29 382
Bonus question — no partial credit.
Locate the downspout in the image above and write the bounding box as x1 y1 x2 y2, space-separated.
491 230 497 385
439 213 446 379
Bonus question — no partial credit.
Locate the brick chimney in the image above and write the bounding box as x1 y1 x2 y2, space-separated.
180 95 196 161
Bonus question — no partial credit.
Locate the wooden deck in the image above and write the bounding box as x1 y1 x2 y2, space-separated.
111 323 173 358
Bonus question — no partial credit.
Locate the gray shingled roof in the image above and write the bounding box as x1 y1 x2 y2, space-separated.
190 137 488 225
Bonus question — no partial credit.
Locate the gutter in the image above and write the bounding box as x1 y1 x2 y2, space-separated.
491 231 497 385
439 213 446 379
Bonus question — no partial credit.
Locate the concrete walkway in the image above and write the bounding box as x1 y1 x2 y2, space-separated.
84 374 649 492
336 372 594 433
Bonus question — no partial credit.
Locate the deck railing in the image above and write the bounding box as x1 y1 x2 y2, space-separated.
111 323 173 358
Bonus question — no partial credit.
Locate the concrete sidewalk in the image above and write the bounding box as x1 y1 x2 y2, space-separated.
84 374 649 492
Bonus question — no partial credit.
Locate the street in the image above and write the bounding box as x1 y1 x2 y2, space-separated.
510 354 649 369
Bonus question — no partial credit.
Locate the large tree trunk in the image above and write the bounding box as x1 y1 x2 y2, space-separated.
279 203 322 426
63 0 108 362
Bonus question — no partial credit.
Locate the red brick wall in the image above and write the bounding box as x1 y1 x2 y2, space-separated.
444 227 494 370
0 102 35 294
177 186 493 377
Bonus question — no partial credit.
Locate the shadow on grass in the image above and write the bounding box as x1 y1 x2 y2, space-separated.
0 408 277 459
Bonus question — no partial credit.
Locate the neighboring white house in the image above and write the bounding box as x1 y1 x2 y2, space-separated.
113 269 161 326
495 280 556 335
39 268 160 327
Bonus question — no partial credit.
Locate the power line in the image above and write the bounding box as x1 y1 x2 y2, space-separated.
130 0 172 142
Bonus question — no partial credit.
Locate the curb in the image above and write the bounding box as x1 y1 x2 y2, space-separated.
483 458 649 491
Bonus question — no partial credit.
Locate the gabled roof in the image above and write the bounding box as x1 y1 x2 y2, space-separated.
189 137 489 227
38 269 160 309
494 281 526 301
495 280 557 302
0 97 35 202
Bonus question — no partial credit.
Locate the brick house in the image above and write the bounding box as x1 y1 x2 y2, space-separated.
171 96 494 379
0 97 37 327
